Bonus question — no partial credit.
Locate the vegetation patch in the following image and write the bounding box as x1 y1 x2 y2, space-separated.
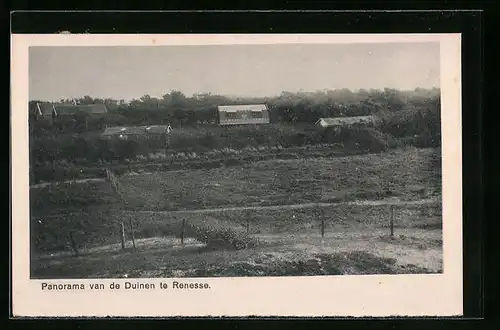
183 216 260 250
29 89 441 183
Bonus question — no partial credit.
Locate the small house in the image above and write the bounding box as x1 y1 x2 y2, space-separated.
57 104 108 117
315 115 377 133
32 102 108 124
100 125 173 145
217 104 269 126
32 102 56 123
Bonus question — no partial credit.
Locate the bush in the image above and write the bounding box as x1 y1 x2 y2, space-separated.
375 103 441 148
322 127 395 153
184 217 260 250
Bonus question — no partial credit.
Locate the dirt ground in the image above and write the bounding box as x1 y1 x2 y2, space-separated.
30 147 442 278
31 227 442 279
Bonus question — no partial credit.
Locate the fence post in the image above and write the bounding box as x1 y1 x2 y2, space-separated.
181 219 186 245
69 232 79 257
108 168 136 250
390 205 395 238
120 222 126 249
321 218 325 238
129 218 136 249
246 219 250 234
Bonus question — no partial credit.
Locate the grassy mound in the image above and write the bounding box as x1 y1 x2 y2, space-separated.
184 216 260 250
184 251 432 277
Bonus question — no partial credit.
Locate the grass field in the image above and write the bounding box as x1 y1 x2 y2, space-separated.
30 146 442 278
31 146 441 215
118 147 439 211
31 200 441 252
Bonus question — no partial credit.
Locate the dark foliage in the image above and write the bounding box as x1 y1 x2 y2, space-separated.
29 89 441 183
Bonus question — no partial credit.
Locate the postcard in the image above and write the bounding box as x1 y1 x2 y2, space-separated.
11 33 462 317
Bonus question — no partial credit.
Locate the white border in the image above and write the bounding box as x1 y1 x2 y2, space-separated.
11 34 462 317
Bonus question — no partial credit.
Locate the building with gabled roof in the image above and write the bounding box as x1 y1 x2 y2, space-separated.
54 103 108 116
217 104 269 126
315 115 377 129
33 102 108 123
100 125 173 141
34 102 55 117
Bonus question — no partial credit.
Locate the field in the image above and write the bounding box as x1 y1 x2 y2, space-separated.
31 146 440 215
30 146 442 278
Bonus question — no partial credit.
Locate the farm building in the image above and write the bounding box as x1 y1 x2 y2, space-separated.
315 115 377 132
100 125 173 142
217 104 270 126
33 102 108 123
33 103 56 119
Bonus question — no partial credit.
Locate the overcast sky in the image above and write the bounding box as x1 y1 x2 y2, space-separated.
29 42 440 102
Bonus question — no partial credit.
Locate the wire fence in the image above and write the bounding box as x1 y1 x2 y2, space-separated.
31 196 442 258
30 168 443 257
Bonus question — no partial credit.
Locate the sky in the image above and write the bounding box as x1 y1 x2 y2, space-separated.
29 42 440 102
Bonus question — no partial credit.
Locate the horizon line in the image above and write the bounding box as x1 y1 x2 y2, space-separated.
30 86 441 103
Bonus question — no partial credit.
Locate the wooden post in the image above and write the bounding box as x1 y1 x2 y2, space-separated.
120 222 126 249
390 205 395 238
165 133 170 156
321 218 325 238
180 219 186 245
69 232 79 256
108 168 135 250
129 218 136 249
246 219 250 234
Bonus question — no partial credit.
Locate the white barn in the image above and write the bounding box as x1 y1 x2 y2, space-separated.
315 115 377 130
217 104 270 126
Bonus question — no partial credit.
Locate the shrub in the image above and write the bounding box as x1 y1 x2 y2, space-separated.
184 217 259 250
322 127 393 153
375 103 441 148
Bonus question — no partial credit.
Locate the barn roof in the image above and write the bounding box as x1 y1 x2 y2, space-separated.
35 103 56 116
316 115 376 127
53 104 80 116
139 125 171 134
35 103 108 116
55 103 108 116
217 104 268 113
102 126 140 136
101 125 171 137
76 104 108 115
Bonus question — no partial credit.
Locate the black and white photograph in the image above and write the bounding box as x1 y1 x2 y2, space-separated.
28 40 443 279
12 33 463 317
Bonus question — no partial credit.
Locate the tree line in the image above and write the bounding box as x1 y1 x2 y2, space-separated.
30 88 440 134
29 88 441 183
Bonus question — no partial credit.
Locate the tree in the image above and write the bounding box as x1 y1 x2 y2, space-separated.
78 95 95 105
169 90 190 108
140 94 152 103
129 99 142 109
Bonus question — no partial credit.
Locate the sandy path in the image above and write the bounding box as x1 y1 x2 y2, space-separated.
32 227 443 278
30 178 105 189
131 197 440 214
